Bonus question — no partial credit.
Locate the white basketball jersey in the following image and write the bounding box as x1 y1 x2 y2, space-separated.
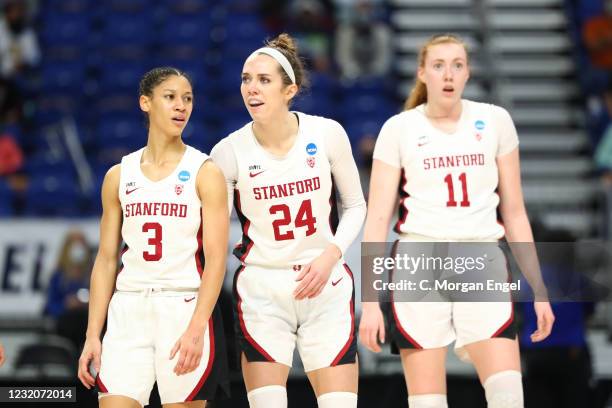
373 100 519 240
117 145 208 290
227 112 337 267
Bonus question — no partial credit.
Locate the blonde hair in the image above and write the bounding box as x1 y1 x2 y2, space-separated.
404 34 469 111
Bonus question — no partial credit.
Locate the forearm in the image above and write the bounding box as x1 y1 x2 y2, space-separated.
503 212 547 299
85 258 117 339
188 258 226 331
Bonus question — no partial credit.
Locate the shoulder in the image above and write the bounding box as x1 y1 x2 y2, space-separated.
464 99 510 118
297 111 344 134
196 159 225 182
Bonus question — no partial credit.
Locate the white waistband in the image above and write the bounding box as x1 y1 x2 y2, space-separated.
115 287 198 297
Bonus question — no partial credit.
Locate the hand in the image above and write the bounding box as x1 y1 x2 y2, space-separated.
293 246 340 300
359 302 386 353
530 301 555 342
0 342 5 367
78 337 101 389
170 324 207 376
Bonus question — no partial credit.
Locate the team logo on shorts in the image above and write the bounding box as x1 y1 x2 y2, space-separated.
306 156 316 168
178 170 190 182
475 120 485 130
306 143 317 155
175 184 184 195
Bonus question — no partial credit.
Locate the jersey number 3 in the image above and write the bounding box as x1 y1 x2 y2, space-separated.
270 199 317 241
142 222 162 261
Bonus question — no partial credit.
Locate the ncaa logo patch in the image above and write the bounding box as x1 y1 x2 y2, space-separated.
475 120 485 130
306 143 317 155
178 170 190 182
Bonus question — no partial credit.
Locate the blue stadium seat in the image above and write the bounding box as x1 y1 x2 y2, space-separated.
97 62 148 93
40 14 90 48
159 14 212 46
0 179 14 216
100 14 153 48
24 174 81 217
96 113 147 151
40 61 86 93
42 0 92 14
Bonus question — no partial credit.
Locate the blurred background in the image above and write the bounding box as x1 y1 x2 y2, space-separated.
0 0 611 406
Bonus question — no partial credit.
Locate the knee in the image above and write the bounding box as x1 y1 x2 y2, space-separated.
484 370 524 408
407 394 448 408
317 392 357 408
247 385 287 408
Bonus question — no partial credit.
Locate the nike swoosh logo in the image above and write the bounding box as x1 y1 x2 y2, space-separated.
184 296 196 303
249 170 265 178
332 277 343 286
125 187 141 195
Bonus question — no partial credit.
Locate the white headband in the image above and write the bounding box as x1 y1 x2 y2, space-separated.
248 47 296 84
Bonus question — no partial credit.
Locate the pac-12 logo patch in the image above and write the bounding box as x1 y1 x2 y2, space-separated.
178 170 190 182
175 184 184 195
306 143 317 155
307 156 316 168
475 120 485 130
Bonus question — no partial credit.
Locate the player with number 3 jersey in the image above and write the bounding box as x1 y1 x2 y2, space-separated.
77 67 230 408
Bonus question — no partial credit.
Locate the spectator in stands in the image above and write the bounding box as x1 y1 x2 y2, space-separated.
335 0 391 81
0 341 5 367
0 0 40 78
0 0 40 123
0 128 23 176
44 229 92 349
287 0 336 73
593 82 612 234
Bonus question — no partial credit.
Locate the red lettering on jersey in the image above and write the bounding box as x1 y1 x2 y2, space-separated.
143 202 152 215
179 204 187 217
304 178 313 191
135 203 142 216
269 186 278 199
251 177 322 200
161 203 169 216
423 154 485 170
169 203 178 217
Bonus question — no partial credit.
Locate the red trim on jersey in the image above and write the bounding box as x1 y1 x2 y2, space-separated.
491 268 515 338
117 244 129 274
331 263 355 366
389 248 423 349
233 189 254 262
95 374 108 393
328 178 339 235
492 302 515 338
186 316 215 401
391 301 423 349
195 220 204 277
235 265 275 362
393 169 409 234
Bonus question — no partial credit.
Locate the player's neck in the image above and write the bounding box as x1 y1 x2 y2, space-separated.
144 131 186 165
424 99 463 121
252 111 299 154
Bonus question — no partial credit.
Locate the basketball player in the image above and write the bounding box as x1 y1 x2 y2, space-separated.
77 67 230 408
210 33 366 408
359 34 555 408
